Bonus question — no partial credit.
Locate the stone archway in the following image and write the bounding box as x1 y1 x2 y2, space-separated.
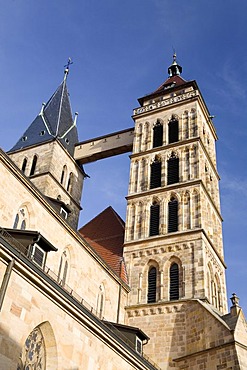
17 321 57 370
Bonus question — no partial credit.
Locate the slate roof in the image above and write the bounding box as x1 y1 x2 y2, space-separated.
9 75 78 156
79 206 128 284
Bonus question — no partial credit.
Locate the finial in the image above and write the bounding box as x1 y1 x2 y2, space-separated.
39 102 46 115
230 293 240 307
74 112 78 126
173 52 177 64
64 58 73 79
168 52 182 77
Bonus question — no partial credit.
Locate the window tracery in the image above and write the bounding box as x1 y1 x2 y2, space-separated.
13 207 28 230
17 327 46 370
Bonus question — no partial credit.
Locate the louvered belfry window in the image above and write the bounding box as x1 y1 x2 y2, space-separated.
168 198 178 233
149 202 160 236
167 154 179 185
170 263 179 300
150 158 161 189
148 267 157 303
153 121 163 148
168 118 179 143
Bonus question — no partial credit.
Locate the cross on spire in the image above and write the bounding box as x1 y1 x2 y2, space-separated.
64 58 73 78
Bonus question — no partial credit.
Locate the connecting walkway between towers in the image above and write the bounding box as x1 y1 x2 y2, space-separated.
74 127 134 164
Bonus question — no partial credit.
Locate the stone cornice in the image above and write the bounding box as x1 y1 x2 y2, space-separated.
133 90 198 117
130 136 200 160
124 228 226 269
126 179 202 201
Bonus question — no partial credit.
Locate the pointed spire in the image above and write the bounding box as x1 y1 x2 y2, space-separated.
168 52 182 77
9 60 78 156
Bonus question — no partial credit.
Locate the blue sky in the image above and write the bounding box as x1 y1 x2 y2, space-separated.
0 1 247 311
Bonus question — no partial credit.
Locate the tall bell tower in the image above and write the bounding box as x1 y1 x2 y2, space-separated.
123 55 227 367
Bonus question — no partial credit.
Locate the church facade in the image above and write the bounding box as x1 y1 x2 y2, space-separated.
0 57 247 369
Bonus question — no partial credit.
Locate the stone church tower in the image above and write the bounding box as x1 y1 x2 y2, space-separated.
123 55 231 367
8 65 85 229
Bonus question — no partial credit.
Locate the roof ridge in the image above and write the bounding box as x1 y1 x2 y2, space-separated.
55 79 66 136
9 75 78 156
108 206 125 228
79 206 125 231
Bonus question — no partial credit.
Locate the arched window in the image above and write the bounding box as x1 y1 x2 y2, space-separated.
17 322 57 370
20 219 26 230
13 214 19 229
147 267 157 303
168 117 179 143
21 158 28 174
30 155 38 176
169 263 179 300
153 121 163 148
60 165 67 185
17 326 46 369
168 197 178 233
149 202 160 236
167 152 179 185
58 251 69 287
13 208 28 230
67 172 73 193
150 156 161 189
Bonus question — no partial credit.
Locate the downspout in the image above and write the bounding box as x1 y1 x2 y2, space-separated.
116 282 122 324
0 259 15 311
116 259 123 323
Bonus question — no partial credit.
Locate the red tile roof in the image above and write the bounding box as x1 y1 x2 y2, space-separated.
78 206 128 284
138 75 188 106
152 74 188 94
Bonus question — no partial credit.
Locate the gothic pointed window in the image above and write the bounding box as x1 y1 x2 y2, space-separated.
149 202 160 236
58 251 69 287
150 157 161 189
17 327 46 370
13 207 28 230
147 267 157 303
168 197 178 233
13 214 19 229
60 165 67 185
153 121 163 148
167 153 179 185
21 158 27 174
30 155 38 176
20 219 26 230
168 117 179 143
67 172 73 193
169 263 179 300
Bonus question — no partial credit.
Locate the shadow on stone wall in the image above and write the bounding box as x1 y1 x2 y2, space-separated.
0 325 21 370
